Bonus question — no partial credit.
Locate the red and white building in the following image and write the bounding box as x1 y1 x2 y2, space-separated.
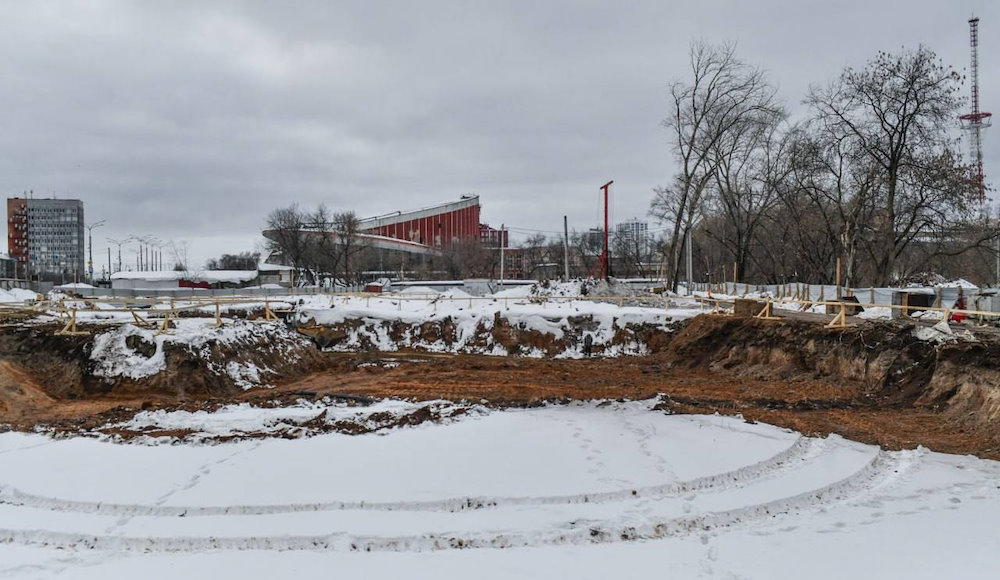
360 195 507 250
264 195 508 259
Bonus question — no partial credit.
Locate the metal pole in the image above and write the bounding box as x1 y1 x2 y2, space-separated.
563 215 570 281
685 227 693 295
600 180 613 280
499 223 505 289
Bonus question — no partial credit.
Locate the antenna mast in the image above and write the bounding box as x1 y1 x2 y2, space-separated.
959 16 992 204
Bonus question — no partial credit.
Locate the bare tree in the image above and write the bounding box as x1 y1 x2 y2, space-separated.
570 230 603 277
652 40 781 291
438 239 497 279
806 47 974 284
263 204 313 276
333 211 367 287
703 103 788 280
206 251 260 270
168 240 190 273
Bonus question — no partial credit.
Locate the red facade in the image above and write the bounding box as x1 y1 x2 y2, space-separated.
364 200 483 248
6 198 28 270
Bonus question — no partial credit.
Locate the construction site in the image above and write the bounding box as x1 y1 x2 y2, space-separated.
0 280 998 575
3 6 1000 579
1 279 999 453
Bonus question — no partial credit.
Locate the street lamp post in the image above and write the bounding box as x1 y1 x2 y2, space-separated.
106 238 127 273
86 220 106 284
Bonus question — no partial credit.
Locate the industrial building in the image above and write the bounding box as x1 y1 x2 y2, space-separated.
360 195 502 248
6 197 85 280
264 195 508 259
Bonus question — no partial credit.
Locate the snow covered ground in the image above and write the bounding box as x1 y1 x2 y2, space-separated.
0 288 40 303
1 401 998 579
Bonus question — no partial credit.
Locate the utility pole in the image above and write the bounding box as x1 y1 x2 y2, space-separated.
107 238 125 273
499 224 505 289
563 215 570 281
600 181 613 280
86 220 106 284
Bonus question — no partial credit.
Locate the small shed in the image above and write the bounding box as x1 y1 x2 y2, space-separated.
258 264 295 287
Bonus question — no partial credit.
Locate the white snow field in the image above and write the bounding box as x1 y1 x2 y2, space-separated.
1 401 998 579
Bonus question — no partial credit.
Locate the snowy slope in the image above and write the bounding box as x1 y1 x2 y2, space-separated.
298 295 702 357
1 402 998 579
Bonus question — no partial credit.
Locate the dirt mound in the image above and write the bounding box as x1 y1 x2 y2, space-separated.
0 321 329 407
660 315 1000 433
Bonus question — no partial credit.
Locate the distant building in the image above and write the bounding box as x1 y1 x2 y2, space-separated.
615 218 651 258
263 194 507 260
6 197 85 279
479 224 509 248
110 270 260 290
0 254 15 279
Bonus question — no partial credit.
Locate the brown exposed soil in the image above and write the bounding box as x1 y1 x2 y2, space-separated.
2 314 1000 459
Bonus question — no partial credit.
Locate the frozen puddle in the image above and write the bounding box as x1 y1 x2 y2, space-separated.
1 402 999 579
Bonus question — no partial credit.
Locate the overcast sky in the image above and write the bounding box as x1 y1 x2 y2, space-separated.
1 0 997 271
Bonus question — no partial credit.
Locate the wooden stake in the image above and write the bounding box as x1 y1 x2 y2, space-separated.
836 258 842 299
825 303 850 329
55 309 89 335
131 310 152 328
756 300 781 320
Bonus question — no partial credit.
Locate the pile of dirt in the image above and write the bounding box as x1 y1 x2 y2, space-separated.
0 321 331 419
659 315 1000 434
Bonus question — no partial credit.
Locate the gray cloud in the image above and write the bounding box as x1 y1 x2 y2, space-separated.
1 0 996 269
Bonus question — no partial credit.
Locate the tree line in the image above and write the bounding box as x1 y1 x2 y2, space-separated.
260 41 995 287
263 204 369 286
653 41 995 291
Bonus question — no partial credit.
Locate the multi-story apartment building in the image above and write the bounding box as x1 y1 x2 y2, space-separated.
6 197 85 278
615 218 652 259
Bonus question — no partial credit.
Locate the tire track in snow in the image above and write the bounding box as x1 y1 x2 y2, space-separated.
0 436 816 517
0 448 917 553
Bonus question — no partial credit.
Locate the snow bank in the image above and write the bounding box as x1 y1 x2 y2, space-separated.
111 270 259 283
935 278 978 289
491 279 643 299
108 399 487 442
394 286 441 296
857 306 891 320
298 295 700 357
89 319 306 387
0 288 39 303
